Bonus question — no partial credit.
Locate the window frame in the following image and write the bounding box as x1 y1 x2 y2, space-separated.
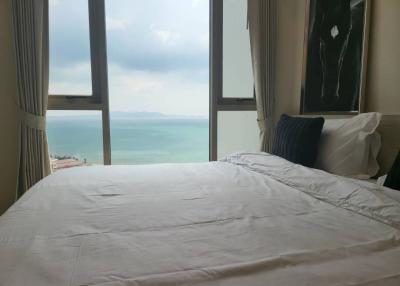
48 0 111 165
209 0 256 161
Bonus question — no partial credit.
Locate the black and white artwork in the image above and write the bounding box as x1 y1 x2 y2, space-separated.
301 0 370 113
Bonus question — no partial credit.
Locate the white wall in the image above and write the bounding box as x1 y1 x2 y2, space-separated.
274 0 400 118
365 0 400 113
0 0 18 214
274 0 307 120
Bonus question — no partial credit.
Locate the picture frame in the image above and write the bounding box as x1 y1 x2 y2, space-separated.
300 0 371 115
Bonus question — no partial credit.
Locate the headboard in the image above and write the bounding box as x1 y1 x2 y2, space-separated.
376 115 400 175
298 114 400 176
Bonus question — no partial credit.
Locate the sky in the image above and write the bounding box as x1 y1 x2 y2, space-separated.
49 0 209 117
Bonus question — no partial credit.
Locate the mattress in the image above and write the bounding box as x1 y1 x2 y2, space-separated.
0 153 400 286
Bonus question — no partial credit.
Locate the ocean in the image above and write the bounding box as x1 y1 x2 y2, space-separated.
47 115 209 165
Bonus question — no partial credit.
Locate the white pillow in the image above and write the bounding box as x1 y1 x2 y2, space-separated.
377 174 387 186
315 112 382 179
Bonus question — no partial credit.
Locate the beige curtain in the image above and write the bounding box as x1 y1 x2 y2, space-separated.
248 0 277 152
12 0 50 198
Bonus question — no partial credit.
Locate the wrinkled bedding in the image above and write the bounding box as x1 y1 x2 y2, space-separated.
0 152 400 286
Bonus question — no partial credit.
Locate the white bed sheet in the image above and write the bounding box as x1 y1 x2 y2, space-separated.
1 153 400 286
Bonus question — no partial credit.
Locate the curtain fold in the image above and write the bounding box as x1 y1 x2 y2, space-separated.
248 0 277 152
12 0 50 198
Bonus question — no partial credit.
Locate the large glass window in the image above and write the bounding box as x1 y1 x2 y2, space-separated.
210 0 258 160
48 0 111 168
47 0 209 169
105 0 209 164
47 0 258 166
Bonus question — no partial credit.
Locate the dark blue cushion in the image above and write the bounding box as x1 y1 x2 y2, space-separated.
384 151 400 191
272 114 325 168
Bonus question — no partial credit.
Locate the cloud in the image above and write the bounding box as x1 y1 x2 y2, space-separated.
106 17 130 31
151 28 181 46
50 0 209 72
49 62 92 95
107 64 209 116
49 0 210 116
49 62 209 116
192 0 203 7
49 0 60 6
49 0 91 65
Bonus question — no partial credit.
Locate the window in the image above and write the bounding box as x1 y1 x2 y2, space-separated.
47 111 103 170
48 0 255 166
222 0 253 99
104 0 209 164
217 111 259 159
210 0 258 160
49 0 92 95
48 0 111 165
48 0 209 167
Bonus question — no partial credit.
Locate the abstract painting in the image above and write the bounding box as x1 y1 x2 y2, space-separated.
301 0 370 114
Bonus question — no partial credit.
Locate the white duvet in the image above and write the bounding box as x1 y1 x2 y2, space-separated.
1 153 400 286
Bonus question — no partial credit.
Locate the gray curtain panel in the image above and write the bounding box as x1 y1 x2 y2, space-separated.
248 0 277 152
12 0 50 198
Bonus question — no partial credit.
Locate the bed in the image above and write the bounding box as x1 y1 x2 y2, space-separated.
1 151 400 286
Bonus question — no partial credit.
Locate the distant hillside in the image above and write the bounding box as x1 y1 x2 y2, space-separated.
111 112 207 120
47 111 208 120
111 111 167 118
